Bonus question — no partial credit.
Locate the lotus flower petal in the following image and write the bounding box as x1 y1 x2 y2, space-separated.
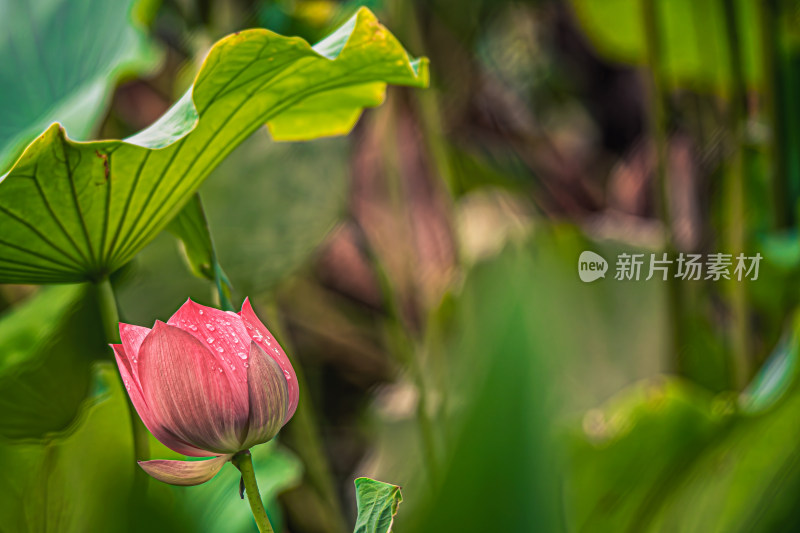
111 343 214 457
167 299 250 414
138 321 246 454
138 454 232 486
119 323 150 389
239 298 299 423
241 342 289 449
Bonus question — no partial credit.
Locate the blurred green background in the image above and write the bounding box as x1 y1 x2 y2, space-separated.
3 0 800 531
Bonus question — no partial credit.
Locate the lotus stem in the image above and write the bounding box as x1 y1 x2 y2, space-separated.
95 278 151 487
233 450 275 533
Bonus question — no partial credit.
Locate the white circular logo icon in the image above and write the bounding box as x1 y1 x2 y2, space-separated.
578 251 608 282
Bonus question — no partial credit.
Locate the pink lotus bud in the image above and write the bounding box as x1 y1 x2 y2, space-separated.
111 298 299 486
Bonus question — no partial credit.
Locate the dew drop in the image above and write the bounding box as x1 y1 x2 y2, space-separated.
218 367 223 373
205 324 215 331
188 324 198 331
230 364 236 371
244 362 249 368
207 337 215 343
237 352 247 360
283 369 291 380
232 337 239 343
217 346 224 353
198 309 204 315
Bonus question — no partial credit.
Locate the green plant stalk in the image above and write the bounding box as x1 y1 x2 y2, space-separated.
95 278 150 485
261 302 348 533
391 0 456 433
233 450 275 533
366 240 440 483
758 0 786 228
722 0 751 388
366 97 441 482
641 0 684 378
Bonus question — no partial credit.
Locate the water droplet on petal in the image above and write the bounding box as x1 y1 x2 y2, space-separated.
198 309 204 315
207 337 215 343
230 364 236 371
205 324 215 331
283 369 291 380
188 324 198 331
237 352 247 360
232 337 239 343
243 362 249 368
217 347 224 353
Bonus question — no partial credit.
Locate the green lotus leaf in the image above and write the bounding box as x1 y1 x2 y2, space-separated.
0 7 428 284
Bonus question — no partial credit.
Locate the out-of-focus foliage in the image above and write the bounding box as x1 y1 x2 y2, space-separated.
0 8 427 285
569 0 762 90
567 318 800 533
0 0 160 171
403 240 561 532
0 285 105 440
0 363 134 533
353 477 402 533
566 379 731 532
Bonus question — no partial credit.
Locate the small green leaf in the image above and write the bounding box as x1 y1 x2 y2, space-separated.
168 195 217 281
0 7 428 284
353 477 403 533
0 0 160 171
167 194 234 309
